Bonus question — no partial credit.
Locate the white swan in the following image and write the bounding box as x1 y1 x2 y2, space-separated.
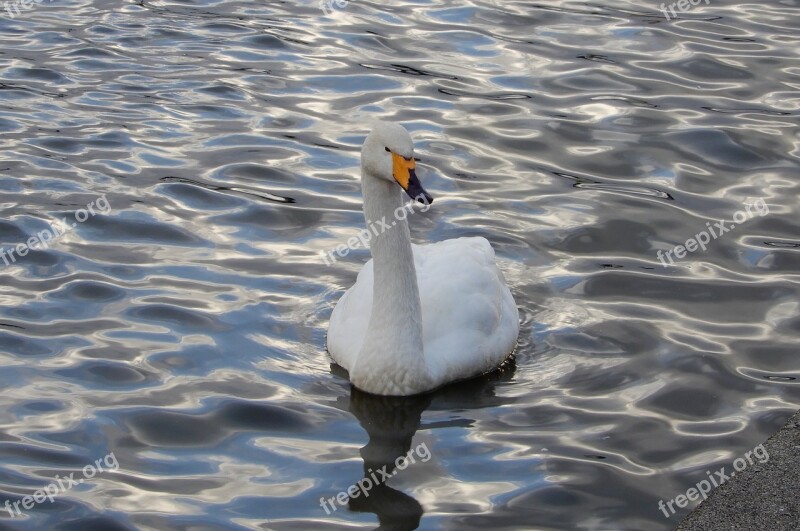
327 122 519 396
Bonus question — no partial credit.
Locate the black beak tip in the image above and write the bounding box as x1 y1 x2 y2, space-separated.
404 168 433 206
416 192 433 205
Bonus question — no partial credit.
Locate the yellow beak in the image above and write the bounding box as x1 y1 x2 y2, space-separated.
391 153 416 190
391 152 433 204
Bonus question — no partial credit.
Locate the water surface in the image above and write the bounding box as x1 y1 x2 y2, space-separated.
0 1 799 530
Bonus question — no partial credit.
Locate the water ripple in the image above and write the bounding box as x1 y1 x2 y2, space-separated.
0 0 798 530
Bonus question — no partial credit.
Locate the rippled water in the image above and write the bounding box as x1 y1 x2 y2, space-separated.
1 1 799 530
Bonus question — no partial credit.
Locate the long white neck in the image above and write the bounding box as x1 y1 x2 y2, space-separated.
351 169 431 395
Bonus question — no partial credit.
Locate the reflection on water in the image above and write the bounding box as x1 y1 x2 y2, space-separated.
339 362 516 530
346 390 431 530
0 0 799 530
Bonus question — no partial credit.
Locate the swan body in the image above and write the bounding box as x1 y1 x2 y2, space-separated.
327 122 519 396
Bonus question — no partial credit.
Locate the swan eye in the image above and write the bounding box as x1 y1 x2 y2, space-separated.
385 147 391 153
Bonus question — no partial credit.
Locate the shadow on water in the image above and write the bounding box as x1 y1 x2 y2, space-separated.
332 359 517 530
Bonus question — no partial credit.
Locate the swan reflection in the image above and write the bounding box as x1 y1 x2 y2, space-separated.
332 358 516 530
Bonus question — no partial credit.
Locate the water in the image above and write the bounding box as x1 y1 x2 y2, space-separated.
0 1 799 530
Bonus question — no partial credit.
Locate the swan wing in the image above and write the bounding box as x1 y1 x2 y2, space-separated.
415 237 519 383
327 260 373 372
328 236 519 387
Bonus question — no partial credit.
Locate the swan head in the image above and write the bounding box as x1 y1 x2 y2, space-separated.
362 122 433 205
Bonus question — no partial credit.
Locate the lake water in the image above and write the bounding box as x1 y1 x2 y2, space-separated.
0 1 799 530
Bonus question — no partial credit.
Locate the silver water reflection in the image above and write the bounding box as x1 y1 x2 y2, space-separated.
333 365 516 530
0 0 798 530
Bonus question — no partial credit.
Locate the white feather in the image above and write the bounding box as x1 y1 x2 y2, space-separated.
327 122 519 395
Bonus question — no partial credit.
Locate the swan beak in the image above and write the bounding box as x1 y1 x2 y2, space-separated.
392 152 433 205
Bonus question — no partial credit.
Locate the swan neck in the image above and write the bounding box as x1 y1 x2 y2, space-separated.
356 170 427 391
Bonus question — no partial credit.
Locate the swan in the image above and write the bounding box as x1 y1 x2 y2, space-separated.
327 122 519 396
